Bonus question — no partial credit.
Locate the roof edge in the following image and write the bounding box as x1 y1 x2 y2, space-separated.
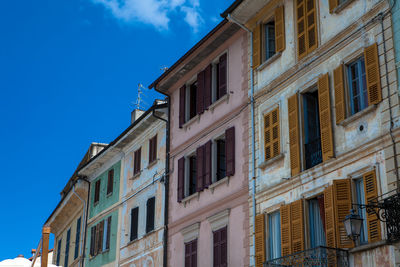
220 0 244 18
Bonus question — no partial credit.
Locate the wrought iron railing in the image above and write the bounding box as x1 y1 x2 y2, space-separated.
305 138 322 169
264 246 349 267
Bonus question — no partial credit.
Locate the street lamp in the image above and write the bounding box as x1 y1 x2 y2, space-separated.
343 209 363 241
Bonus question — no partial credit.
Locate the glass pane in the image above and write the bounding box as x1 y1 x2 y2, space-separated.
264 22 275 61
268 211 281 260
355 179 368 244
308 198 326 248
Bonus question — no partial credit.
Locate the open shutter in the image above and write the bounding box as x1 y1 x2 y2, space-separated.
196 146 204 192
106 216 111 250
253 24 262 69
296 0 307 59
329 0 338 13
130 207 138 241
177 157 185 202
318 73 334 161
218 54 227 97
97 221 104 253
364 43 382 105
204 64 212 109
179 85 186 128
275 5 285 53
333 65 346 124
94 224 99 255
280 204 291 256
90 226 95 256
264 108 280 161
363 170 382 242
333 179 354 248
290 199 304 253
288 94 301 176
107 169 114 195
204 141 212 188
306 0 318 53
225 127 235 176
255 214 265 267
197 70 205 114
324 186 337 248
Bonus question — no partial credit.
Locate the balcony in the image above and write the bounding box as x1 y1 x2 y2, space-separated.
264 246 349 267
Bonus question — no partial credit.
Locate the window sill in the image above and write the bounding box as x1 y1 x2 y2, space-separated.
256 52 282 72
94 201 99 207
127 238 138 247
349 240 388 254
183 114 200 130
130 171 142 180
147 159 158 169
333 0 355 14
106 192 113 198
339 104 377 127
208 93 229 113
258 153 284 169
209 176 229 193
143 229 156 237
182 192 199 206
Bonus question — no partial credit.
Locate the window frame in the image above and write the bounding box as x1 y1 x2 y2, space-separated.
94 180 101 205
184 151 197 198
267 210 281 261
148 135 158 164
133 147 142 176
346 56 368 116
262 20 276 62
106 169 114 196
352 177 369 245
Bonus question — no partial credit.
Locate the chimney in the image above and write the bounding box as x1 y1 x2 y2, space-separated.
131 109 144 124
31 249 36 257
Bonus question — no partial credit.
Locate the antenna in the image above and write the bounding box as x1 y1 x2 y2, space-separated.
160 66 169 73
135 83 144 110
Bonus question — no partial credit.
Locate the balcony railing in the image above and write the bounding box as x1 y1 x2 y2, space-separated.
264 246 349 267
305 138 322 169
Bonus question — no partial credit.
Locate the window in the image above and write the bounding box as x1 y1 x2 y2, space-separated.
264 107 280 161
185 239 197 267
347 57 368 115
307 196 326 248
216 139 226 181
188 155 197 196
107 169 114 195
64 228 70 267
94 180 100 205
134 148 141 175
296 0 318 59
213 226 227 267
130 207 139 241
56 239 62 266
74 217 81 260
105 216 111 250
354 178 368 244
268 211 281 260
188 81 198 120
264 21 276 61
149 135 157 164
89 216 112 257
146 197 155 233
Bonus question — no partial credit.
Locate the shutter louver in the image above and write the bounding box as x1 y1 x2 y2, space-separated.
306 0 318 53
290 199 305 253
333 65 346 124
288 94 301 176
364 43 382 105
280 204 291 256
204 141 212 188
225 127 235 176
296 0 317 59
324 186 337 248
329 0 338 13
94 224 99 255
204 64 212 109
296 0 307 59
97 220 104 253
255 214 265 267
333 179 354 248
106 216 111 250
264 107 280 161
130 207 138 241
177 157 185 202
197 70 205 114
275 5 285 53
179 85 186 128
318 73 334 161
196 146 204 192
218 54 227 97
253 24 262 69
363 170 382 242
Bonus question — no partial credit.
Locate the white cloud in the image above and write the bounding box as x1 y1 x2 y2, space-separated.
91 0 203 31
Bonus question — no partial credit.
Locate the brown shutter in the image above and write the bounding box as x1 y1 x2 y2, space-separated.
204 64 212 109
177 157 185 202
255 214 265 267
275 5 285 53
253 24 262 69
179 85 186 128
107 169 114 195
225 127 235 176
97 220 104 253
324 186 337 248
290 199 305 253
333 179 354 248
153 136 157 161
149 138 154 163
134 148 141 174
333 65 346 124
306 0 318 54
218 54 227 97
280 204 291 256
329 0 338 13
318 73 334 161
296 0 307 59
264 107 280 161
94 180 100 203
196 146 204 192
106 216 111 250
288 94 301 176
90 226 95 256
220 227 227 266
197 70 205 114
364 43 382 105
363 170 382 242
213 230 220 266
94 224 99 255
204 141 212 188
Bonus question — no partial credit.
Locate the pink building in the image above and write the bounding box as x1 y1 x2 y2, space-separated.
150 20 249 267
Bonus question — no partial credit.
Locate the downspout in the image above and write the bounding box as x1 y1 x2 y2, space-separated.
227 14 257 267
71 180 87 266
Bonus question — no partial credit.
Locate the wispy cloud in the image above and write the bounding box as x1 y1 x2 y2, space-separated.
91 0 203 31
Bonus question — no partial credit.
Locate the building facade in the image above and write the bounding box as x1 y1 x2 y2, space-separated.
391 0 400 95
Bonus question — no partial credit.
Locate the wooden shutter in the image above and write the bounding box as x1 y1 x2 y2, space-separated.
90 226 95 256
363 170 382 242
306 0 318 53
218 54 227 97
185 240 197 267
97 220 104 253
204 64 212 109
213 227 227 267
318 73 334 161
107 169 114 195
134 148 141 174
296 0 317 59
196 146 204 192
333 179 353 248
225 127 235 176
213 230 220 266
94 180 100 203
146 197 155 233
333 65 346 124
264 107 280 161
106 216 111 250
324 186 337 248
130 207 138 241
253 24 262 69
149 138 154 163
255 214 265 267
94 224 99 255
275 5 285 53
74 217 81 259
296 0 307 59
179 85 186 128
364 43 382 105
197 70 205 114
290 199 304 253
204 141 212 188
177 157 185 202
288 94 301 176
280 204 291 256
329 0 338 13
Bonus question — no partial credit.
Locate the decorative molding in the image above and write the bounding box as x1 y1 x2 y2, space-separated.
207 209 230 231
181 222 200 243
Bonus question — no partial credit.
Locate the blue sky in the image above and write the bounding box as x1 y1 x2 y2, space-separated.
0 0 230 260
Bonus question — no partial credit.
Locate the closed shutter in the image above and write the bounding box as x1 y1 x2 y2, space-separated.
74 217 81 259
196 146 204 192
333 179 353 248
333 65 346 124
204 141 212 188
275 5 285 53
318 73 334 161
97 220 104 253
107 169 114 195
329 0 338 13
197 70 205 114
324 186 337 248
94 180 100 204
90 226 95 256
134 148 141 175
364 43 382 105
363 170 382 242
255 214 265 267
64 229 70 267
130 207 139 241
296 0 317 59
149 138 154 163
146 197 155 233
290 199 304 253
179 85 186 128
296 0 307 59
253 24 262 69
177 157 185 202
306 0 318 53
185 240 197 267
225 127 235 176
213 230 220 266
218 54 227 97
213 227 227 267
280 204 291 256
288 94 301 176
264 107 280 161
106 216 111 250
204 64 212 109
94 224 99 255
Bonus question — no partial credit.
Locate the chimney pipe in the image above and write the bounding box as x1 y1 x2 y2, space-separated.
131 109 144 124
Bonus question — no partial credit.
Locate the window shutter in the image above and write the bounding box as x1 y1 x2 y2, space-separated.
324 186 337 248
296 0 307 59
218 54 227 97
177 157 185 202
275 5 285 53
94 224 99 255
296 0 317 59
196 146 204 192
90 227 95 256
333 65 346 124
364 43 382 105
179 85 186 128
264 107 280 161
94 180 100 203
149 138 153 163
255 214 265 267
197 70 205 114
333 179 354 248
288 94 301 176
185 240 197 267
318 73 334 161
213 230 220 267
107 169 114 195
290 199 304 253
146 197 155 233
253 24 262 69
134 148 141 175
74 217 81 259
97 220 104 253
220 227 227 266
329 0 338 13
306 0 318 53
225 127 235 176
280 204 291 256
130 207 138 241
363 170 382 242
204 64 212 109
106 216 111 250
204 141 212 188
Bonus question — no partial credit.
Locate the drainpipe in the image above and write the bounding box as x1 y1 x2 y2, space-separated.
227 14 257 267
72 180 87 266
